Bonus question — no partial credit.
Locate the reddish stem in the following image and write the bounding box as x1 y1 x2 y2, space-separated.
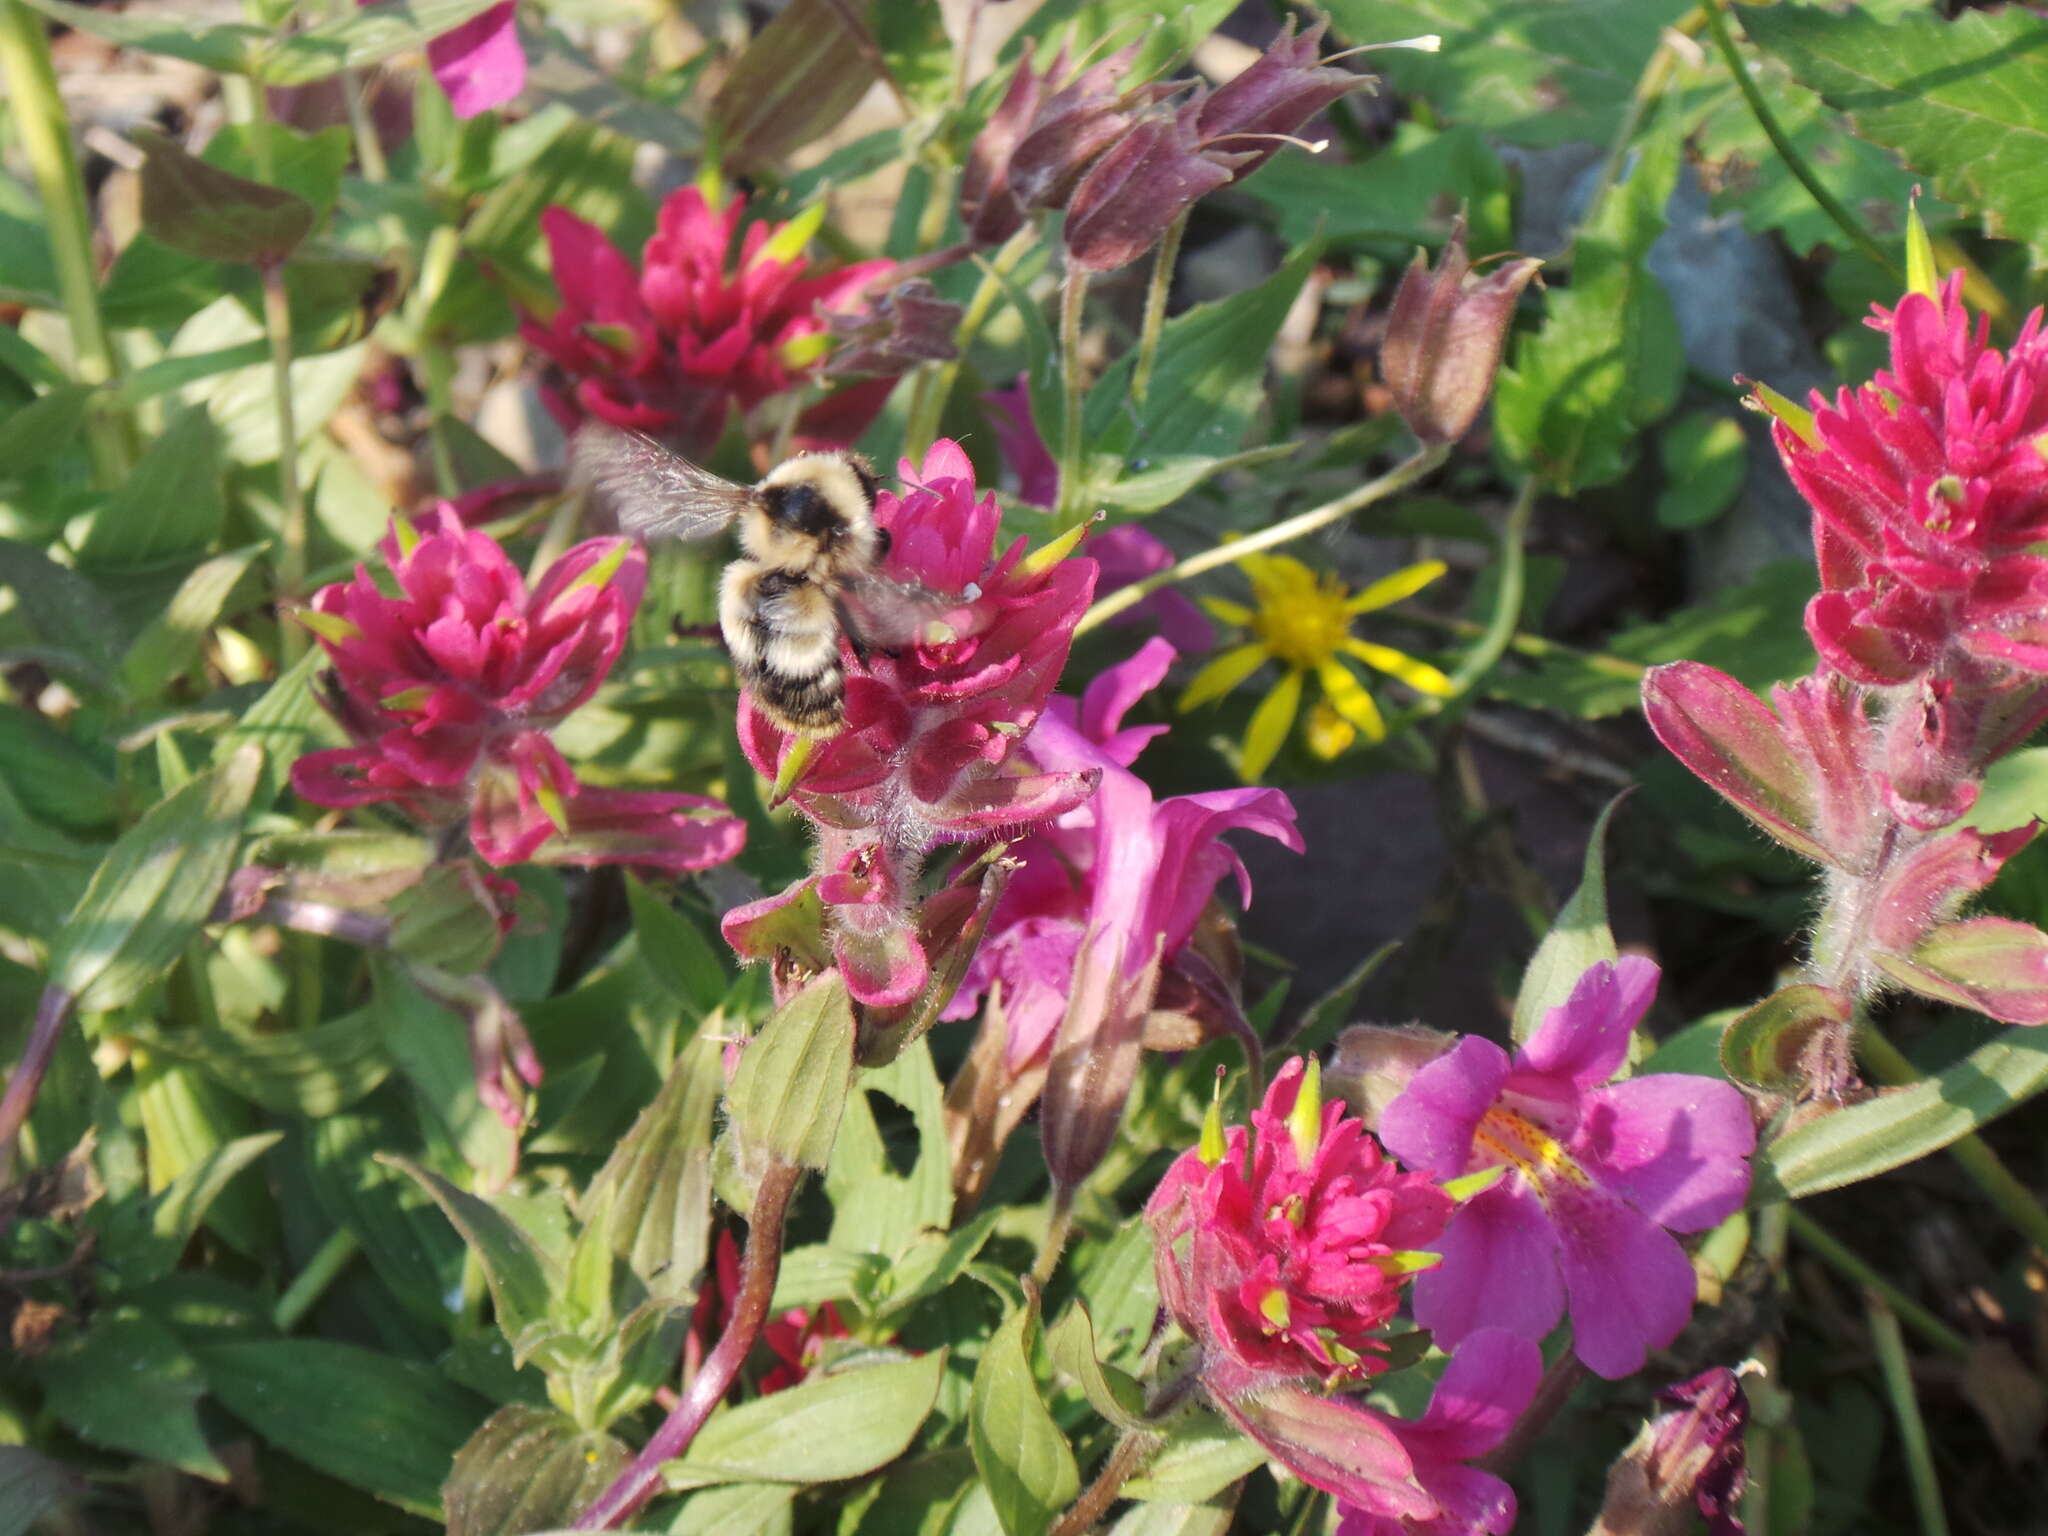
0 986 76 1187
571 1161 804 1529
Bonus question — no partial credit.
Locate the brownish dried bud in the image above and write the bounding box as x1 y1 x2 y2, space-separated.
961 41 1165 248
1594 1368 1750 1536
1191 16 1371 183
1062 103 1245 274
824 280 961 378
1382 215 1542 443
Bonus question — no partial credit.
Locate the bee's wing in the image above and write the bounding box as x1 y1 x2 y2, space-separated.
571 425 751 542
840 572 980 650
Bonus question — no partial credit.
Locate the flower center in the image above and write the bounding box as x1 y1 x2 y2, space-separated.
1251 575 1351 669
1472 1106 1591 1190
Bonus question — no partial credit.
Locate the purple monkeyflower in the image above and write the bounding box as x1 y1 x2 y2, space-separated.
944 638 1299 1071
1380 958 1756 1379
1336 1329 1544 1536
355 0 524 117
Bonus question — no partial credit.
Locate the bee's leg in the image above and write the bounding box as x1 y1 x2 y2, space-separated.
833 596 873 665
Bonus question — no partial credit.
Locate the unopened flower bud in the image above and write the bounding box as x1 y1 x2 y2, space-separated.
1594 1367 1750 1536
1382 215 1542 443
1327 1023 1455 1132
1063 105 1243 274
1190 17 1370 183
824 279 961 378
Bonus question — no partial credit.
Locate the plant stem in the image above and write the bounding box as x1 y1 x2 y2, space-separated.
1857 1023 2048 1255
0 0 131 484
261 263 309 662
1443 477 1536 698
1865 1292 1951 1536
1784 1207 1969 1360
0 987 77 1186
573 1160 804 1529
273 1228 362 1331
1055 270 1090 529
1131 211 1187 409
1048 1428 1158 1536
903 227 1035 459
1702 0 1899 277
418 343 462 499
1030 1191 1075 1289
1075 443 1452 635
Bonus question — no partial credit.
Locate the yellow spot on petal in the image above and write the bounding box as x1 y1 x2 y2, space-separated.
1473 1107 1593 1193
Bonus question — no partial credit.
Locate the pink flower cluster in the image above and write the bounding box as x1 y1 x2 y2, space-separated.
292 507 745 875
524 186 892 456
1147 1058 1541 1529
1783 275 2048 687
724 441 1099 1008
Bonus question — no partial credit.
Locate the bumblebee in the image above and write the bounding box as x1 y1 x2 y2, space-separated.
573 427 968 735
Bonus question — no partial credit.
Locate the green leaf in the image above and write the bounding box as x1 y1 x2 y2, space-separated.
1740 3 2048 262
665 1482 799 1535
0 537 123 682
380 1156 559 1358
1121 1409 1265 1504
0 1446 76 1536
1082 238 1321 476
1321 0 1694 149
1655 411 1747 531
369 956 520 1190
871 1207 1001 1323
580 1034 720 1301
75 402 225 569
1721 985 1851 1092
1105 1502 1236 1536
1755 1028 2048 1202
0 705 117 833
1494 117 1683 491
34 1309 226 1478
826 1036 951 1256
120 545 263 700
874 0 951 110
725 971 856 1172
663 1352 947 1489
624 875 729 1017
518 29 703 160
0 383 94 476
1089 445 1301 516
464 121 642 315
1046 1303 1151 1433
13 0 260 73
134 129 314 266
131 1011 391 1116
444 1405 629 1536
197 1338 490 1516
303 1114 465 1328
1244 121 1513 257
1512 792 1623 1043
969 1298 1079 1536
117 1132 282 1284
216 644 326 811
710 0 882 171
1487 559 1816 720
48 748 259 1014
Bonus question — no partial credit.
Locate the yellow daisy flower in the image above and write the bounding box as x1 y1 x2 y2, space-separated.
1179 552 1454 780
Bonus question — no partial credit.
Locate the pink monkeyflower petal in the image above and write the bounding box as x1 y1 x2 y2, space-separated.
983 375 1060 508
1517 954 1659 1090
1220 1387 1436 1522
1411 1183 1566 1352
428 0 525 117
1336 1328 1542 1536
1578 1074 1758 1232
1088 524 1215 655
1376 1034 1508 1178
1549 1179 1700 1380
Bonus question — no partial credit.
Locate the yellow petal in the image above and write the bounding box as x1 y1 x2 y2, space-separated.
1179 643 1270 713
1240 669 1304 781
1346 559 1447 614
1345 639 1455 696
1317 657 1386 742
1304 700 1355 760
1200 598 1256 627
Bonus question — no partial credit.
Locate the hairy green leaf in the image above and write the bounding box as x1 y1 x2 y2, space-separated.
969 1299 1078 1536
35 1309 226 1479
725 971 856 1173
444 1405 628 1536
1512 792 1623 1043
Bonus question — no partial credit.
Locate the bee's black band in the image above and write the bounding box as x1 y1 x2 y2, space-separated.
761 482 840 541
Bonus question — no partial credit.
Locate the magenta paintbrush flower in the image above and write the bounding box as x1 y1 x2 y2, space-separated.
1380 957 1755 1379
723 440 1099 1008
522 185 893 456
945 637 1293 1071
1335 1328 1543 1536
291 507 745 874
1145 1056 1458 1520
1777 273 2048 686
